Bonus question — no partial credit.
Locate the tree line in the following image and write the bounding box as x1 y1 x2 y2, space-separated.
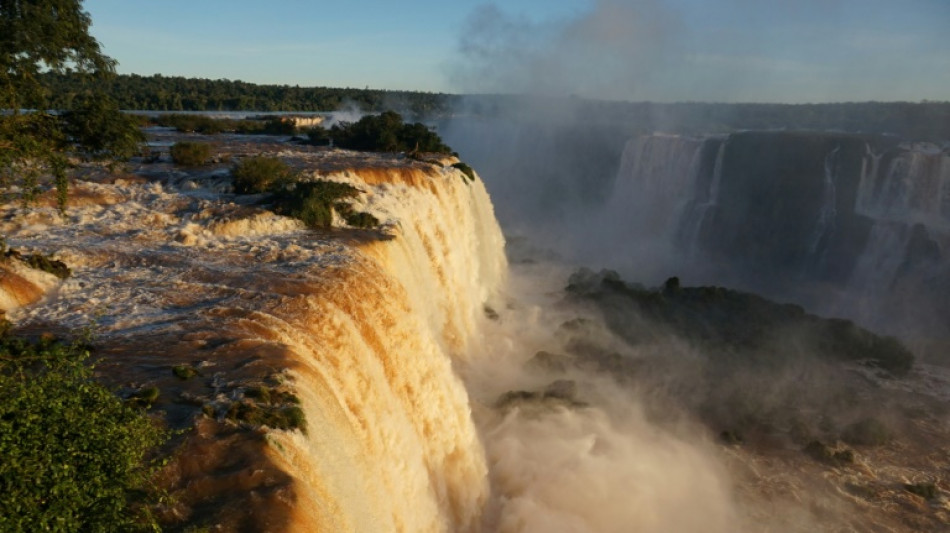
40 72 456 116
38 73 950 141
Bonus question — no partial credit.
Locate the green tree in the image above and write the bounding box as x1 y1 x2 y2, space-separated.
331 110 453 153
0 330 167 531
1 0 142 212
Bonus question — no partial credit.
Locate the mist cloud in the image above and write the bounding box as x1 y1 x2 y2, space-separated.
452 1 683 101
450 0 950 103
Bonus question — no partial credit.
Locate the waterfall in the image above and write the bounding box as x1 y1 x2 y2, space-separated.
805 146 840 272
267 165 507 532
2 157 507 532
603 132 950 342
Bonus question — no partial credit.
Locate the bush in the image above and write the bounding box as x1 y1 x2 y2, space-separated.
452 162 476 182
272 180 360 228
0 327 166 531
62 94 145 161
330 110 452 153
306 126 331 145
154 114 225 134
259 117 297 135
3 248 71 279
224 386 305 432
154 114 302 136
172 364 199 380
343 211 379 229
170 141 212 167
231 156 296 194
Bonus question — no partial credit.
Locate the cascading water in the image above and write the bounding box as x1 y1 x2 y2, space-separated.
604 131 950 347
0 149 507 532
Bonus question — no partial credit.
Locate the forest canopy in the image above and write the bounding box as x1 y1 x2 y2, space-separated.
37 72 950 141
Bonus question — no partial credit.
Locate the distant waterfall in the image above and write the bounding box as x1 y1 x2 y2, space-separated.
606 132 950 341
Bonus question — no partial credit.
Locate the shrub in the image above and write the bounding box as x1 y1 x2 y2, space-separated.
232 156 296 194
272 180 367 228
154 114 225 134
126 386 160 409
170 141 212 167
172 364 199 380
330 110 453 153
62 94 145 161
0 327 166 531
259 118 297 135
3 248 71 279
343 211 380 229
306 126 331 145
452 162 476 182
225 401 306 432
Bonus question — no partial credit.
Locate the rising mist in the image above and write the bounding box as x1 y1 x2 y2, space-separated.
440 1 950 531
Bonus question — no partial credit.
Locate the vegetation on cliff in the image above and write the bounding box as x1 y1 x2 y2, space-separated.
1 246 71 279
565 269 914 375
153 113 297 135
169 141 213 167
310 110 453 154
0 325 166 531
1 0 144 212
528 269 922 470
231 156 379 229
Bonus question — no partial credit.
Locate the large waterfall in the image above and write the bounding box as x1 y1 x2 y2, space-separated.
0 152 506 532
266 164 507 531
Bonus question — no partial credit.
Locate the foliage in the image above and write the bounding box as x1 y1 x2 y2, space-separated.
230 163 378 229
1 0 142 211
452 162 476 182
231 156 296 194
0 112 69 212
306 126 331 145
40 72 455 115
330 111 453 153
36 71 950 141
229 153 379 229
804 441 855 465
126 386 160 409
62 94 145 160
169 141 212 167
0 326 166 532
272 180 362 228
564 268 915 375
341 211 379 229
2 247 72 279
0 0 115 111
225 402 306 432
223 386 305 432
172 364 198 380
153 114 299 136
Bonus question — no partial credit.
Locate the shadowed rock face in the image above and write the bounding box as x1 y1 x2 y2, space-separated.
564 268 914 376
609 131 950 349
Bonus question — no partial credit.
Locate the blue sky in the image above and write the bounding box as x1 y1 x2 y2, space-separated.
83 0 949 103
